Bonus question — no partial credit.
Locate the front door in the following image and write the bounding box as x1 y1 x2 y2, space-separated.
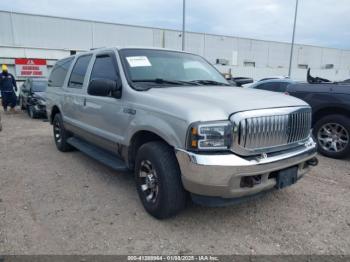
79 51 129 154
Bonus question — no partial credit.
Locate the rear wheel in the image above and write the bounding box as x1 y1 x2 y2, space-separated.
135 141 187 219
313 114 350 159
53 113 74 152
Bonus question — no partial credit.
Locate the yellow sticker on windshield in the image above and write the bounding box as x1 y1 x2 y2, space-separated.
126 56 152 67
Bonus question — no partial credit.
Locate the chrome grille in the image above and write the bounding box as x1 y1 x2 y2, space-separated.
231 107 312 155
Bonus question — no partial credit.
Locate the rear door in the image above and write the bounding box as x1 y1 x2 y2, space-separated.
46 57 74 119
61 54 93 134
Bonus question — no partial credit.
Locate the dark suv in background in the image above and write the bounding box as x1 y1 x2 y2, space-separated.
249 71 350 159
19 78 48 118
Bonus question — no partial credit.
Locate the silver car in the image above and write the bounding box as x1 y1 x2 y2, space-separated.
46 47 318 219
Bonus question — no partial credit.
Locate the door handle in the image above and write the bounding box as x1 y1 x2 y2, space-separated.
83 98 86 107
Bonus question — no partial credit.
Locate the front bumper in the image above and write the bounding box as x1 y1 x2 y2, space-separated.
176 137 317 199
33 104 47 116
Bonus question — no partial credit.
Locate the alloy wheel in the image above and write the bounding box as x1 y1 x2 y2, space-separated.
139 160 159 203
54 119 62 144
317 123 349 153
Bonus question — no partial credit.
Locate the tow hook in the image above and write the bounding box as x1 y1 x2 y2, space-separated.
306 157 318 167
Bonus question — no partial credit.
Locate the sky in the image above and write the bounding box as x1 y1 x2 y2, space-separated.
1 0 350 49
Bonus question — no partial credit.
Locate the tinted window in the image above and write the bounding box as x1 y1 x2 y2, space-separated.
68 55 92 88
32 81 48 92
256 82 284 92
48 57 73 87
279 82 290 92
90 55 118 81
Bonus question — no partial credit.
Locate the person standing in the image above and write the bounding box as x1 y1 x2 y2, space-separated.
0 64 18 113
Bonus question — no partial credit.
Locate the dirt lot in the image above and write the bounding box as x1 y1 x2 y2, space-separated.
0 111 349 255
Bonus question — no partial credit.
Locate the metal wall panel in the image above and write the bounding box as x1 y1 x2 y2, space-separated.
92 22 154 48
296 45 323 68
1 11 350 81
0 12 14 45
164 30 182 50
10 12 92 50
340 50 350 69
185 32 205 56
204 34 236 65
321 47 342 68
267 42 290 69
250 40 269 68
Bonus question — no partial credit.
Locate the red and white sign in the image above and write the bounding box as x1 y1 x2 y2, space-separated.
15 58 48 77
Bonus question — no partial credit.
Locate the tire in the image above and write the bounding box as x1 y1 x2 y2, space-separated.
27 105 36 119
313 114 350 159
52 113 74 152
135 141 187 219
20 97 25 110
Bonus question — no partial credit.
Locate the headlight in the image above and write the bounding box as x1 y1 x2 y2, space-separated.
187 121 233 151
37 99 46 105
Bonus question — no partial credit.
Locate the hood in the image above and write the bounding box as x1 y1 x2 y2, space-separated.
138 86 309 123
32 92 46 100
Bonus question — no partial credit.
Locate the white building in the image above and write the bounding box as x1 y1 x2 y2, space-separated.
1 10 349 84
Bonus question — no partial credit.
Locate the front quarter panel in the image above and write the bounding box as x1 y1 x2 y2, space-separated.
124 105 188 149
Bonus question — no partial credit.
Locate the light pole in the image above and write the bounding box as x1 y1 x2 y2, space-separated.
288 0 299 78
182 0 186 51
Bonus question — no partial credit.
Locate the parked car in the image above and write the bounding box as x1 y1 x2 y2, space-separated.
19 78 48 118
258 76 289 82
46 48 317 219
249 78 295 93
249 71 350 159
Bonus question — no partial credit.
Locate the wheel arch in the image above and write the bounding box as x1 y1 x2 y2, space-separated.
127 130 172 170
312 107 350 126
50 105 61 124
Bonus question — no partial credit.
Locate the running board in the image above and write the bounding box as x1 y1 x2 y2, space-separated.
67 137 129 172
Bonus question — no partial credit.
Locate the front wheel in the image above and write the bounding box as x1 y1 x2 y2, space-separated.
313 114 350 159
27 105 36 119
135 141 187 219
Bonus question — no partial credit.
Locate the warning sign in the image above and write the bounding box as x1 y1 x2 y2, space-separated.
15 58 48 77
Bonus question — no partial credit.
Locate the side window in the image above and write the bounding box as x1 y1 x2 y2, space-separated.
48 57 74 87
256 82 279 92
279 82 290 92
68 55 92 88
90 55 118 81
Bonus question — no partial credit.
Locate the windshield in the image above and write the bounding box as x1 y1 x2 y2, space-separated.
119 49 229 89
32 81 47 92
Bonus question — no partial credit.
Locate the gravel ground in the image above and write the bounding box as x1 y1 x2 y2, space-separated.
0 111 349 255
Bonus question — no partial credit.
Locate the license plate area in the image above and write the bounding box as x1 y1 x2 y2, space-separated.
275 166 298 189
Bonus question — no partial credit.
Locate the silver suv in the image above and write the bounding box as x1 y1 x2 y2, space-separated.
46 47 318 219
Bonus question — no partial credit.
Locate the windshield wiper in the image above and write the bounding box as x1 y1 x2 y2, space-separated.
132 78 199 86
189 80 231 86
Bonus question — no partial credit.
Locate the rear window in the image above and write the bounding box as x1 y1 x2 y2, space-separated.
48 57 74 87
68 55 92 88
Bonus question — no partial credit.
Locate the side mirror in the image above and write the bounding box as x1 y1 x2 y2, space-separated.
88 78 121 97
